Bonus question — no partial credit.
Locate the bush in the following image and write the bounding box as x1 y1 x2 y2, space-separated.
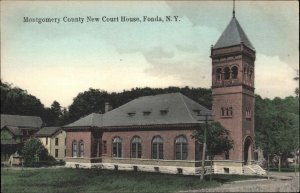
21 138 53 167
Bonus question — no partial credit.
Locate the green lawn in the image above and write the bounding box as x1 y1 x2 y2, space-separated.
1 168 265 193
268 165 300 172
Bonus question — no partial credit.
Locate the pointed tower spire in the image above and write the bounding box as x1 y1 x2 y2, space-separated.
233 0 235 18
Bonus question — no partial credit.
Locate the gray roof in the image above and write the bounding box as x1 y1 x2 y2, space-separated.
35 127 61 137
102 92 211 127
64 113 103 128
1 139 20 145
5 126 22 136
64 93 211 129
1 114 43 129
214 16 254 50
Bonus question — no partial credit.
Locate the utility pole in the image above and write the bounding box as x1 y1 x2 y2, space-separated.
267 127 270 180
200 114 208 180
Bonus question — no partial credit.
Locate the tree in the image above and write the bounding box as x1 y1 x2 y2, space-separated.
192 121 233 180
51 101 62 118
43 101 63 126
68 88 109 122
255 95 299 171
59 107 69 126
21 138 51 166
1 80 45 117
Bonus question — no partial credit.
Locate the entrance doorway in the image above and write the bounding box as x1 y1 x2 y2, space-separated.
243 136 253 165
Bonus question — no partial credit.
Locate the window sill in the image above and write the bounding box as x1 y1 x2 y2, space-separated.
220 116 232 118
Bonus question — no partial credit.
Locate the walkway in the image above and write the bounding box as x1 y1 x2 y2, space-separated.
180 172 299 192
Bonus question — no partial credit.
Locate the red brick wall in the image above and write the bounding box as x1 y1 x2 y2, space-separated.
102 129 196 160
66 131 92 158
211 45 255 162
212 87 244 160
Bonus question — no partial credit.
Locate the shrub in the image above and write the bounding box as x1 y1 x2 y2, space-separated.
21 138 52 167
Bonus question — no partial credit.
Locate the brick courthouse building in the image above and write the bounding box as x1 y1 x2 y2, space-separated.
64 13 265 175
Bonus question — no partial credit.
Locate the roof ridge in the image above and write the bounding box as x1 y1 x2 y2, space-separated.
178 93 196 122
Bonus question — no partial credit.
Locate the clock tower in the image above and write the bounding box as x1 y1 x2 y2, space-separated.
211 12 256 163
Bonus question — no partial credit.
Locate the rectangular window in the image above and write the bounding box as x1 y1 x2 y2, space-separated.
46 137 48 145
55 138 59 146
55 149 58 158
102 141 107 154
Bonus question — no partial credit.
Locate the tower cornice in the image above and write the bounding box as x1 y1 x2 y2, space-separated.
211 44 256 61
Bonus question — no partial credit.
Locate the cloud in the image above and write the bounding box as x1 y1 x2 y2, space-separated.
255 54 297 99
167 1 299 70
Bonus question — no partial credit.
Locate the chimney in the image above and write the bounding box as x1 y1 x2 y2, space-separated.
105 102 112 113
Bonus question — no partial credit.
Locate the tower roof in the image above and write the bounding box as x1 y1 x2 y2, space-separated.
214 16 254 50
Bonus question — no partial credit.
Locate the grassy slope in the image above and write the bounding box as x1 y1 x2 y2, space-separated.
1 168 265 193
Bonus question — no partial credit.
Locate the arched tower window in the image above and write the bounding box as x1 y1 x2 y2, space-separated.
175 136 188 160
246 107 251 119
224 67 230 80
244 67 248 81
228 107 233 116
249 68 253 80
131 136 142 158
221 107 225 116
221 107 233 117
152 136 163 159
79 140 84 157
231 66 238 79
72 140 77 157
112 137 122 158
216 68 222 81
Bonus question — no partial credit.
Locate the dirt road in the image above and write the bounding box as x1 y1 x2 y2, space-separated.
180 172 299 192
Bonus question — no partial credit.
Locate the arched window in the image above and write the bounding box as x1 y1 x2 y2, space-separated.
216 68 222 81
231 66 238 79
175 136 188 160
246 107 251 119
72 140 77 157
228 107 233 116
244 67 248 81
112 137 122 158
224 67 230 80
79 140 84 157
131 136 142 158
221 107 225 116
152 136 163 159
249 68 253 80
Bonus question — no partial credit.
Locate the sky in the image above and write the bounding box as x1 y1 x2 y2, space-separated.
1 1 299 107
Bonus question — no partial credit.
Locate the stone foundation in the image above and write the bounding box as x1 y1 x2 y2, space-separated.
213 160 244 174
66 159 245 175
